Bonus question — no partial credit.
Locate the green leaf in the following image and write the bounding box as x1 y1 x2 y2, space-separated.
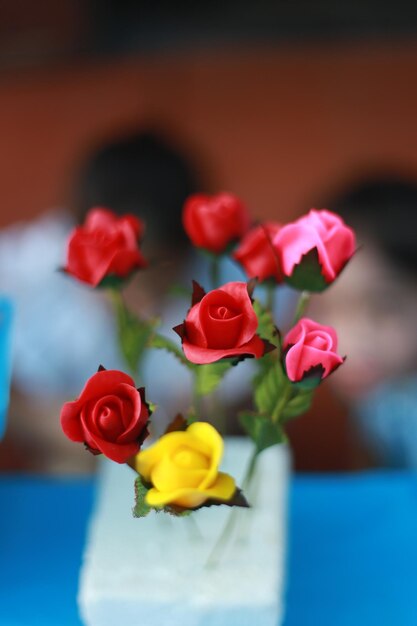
239 412 286 453
194 361 233 396
285 248 329 293
150 333 193 369
253 300 280 348
133 477 151 518
282 388 314 420
253 361 287 416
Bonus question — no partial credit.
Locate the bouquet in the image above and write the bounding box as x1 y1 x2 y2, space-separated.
60 193 355 543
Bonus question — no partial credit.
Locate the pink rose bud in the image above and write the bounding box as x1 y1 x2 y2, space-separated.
233 222 283 283
273 209 356 292
283 317 344 384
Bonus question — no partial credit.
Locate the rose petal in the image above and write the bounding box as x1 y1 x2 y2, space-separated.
60 401 84 442
182 333 265 364
76 370 136 406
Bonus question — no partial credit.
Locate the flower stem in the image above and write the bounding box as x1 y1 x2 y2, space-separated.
210 256 220 290
205 446 259 569
266 284 275 316
271 381 292 424
293 290 310 324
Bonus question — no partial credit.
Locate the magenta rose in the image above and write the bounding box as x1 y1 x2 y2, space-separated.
283 317 344 383
60 368 150 463
174 281 269 364
273 209 355 291
233 222 283 282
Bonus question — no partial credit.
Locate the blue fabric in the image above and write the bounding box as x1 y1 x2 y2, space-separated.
284 472 417 626
0 475 95 626
1 471 417 625
0 298 13 440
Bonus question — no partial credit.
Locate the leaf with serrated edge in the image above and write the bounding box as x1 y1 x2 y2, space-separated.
150 333 193 369
133 477 151 518
253 300 280 348
254 361 287 416
195 361 233 396
239 412 286 453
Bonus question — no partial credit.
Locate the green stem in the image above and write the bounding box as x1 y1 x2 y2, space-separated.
205 446 259 568
271 382 293 424
266 283 275 316
293 290 310 324
210 256 220 290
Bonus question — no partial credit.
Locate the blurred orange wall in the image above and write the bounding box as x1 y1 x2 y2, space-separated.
0 42 416 226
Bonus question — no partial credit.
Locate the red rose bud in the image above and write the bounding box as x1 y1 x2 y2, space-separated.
273 209 355 292
233 222 283 282
182 192 250 254
64 207 147 287
174 281 269 364
283 317 344 384
60 368 150 463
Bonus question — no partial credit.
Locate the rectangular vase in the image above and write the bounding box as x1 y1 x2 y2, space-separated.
79 438 290 626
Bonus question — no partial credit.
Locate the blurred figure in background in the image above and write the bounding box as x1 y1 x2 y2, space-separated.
314 177 417 468
0 129 199 472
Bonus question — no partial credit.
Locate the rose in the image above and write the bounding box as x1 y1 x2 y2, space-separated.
182 192 250 254
136 422 236 508
273 209 356 291
60 368 150 463
174 281 268 364
233 222 282 282
64 207 147 287
283 317 344 383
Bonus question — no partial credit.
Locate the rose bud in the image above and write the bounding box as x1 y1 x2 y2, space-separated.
60 368 150 463
174 281 270 364
233 222 283 282
136 422 236 509
182 192 250 254
283 317 344 385
64 207 147 287
273 209 356 292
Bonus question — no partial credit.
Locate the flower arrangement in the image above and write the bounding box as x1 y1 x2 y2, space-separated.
61 195 355 528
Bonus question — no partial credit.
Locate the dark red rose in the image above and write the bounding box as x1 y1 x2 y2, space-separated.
233 222 283 282
60 368 149 463
182 192 250 254
283 317 344 383
64 207 147 287
174 281 268 364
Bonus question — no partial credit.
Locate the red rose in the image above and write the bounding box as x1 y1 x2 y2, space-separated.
182 192 250 254
64 207 147 287
273 209 355 290
283 317 344 383
233 222 282 282
60 368 149 463
174 281 268 364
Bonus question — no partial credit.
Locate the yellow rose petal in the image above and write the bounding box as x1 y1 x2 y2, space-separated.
145 486 208 509
187 422 224 490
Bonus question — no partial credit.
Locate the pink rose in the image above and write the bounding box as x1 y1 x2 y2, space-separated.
273 209 355 290
283 317 344 383
233 222 283 282
174 281 268 364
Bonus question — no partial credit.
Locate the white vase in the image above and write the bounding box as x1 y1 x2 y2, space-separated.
79 438 290 626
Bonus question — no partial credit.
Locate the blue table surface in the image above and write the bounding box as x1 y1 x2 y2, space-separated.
1 471 417 626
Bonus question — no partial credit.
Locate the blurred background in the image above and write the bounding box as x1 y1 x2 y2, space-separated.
0 0 416 474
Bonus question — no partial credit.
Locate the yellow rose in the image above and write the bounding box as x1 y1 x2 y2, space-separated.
135 422 236 509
